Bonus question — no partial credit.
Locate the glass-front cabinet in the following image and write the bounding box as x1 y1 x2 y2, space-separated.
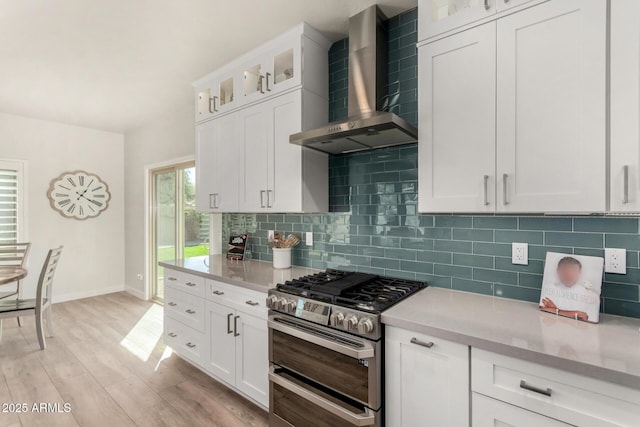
195 72 236 122
419 0 496 41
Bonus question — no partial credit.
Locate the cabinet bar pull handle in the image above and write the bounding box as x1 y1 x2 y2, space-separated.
245 300 259 306
410 337 434 348
234 315 240 337
227 313 233 334
208 97 215 113
185 309 196 314
212 290 224 295
504 0 510 3
209 194 216 209
502 173 509 205
168 332 177 337
213 96 219 112
484 0 490 10
266 72 272 91
258 75 265 94
185 282 196 287
623 165 629 204
267 190 273 208
167 277 177 281
260 190 266 208
186 342 196 348
483 175 490 206
168 302 177 307
520 380 552 397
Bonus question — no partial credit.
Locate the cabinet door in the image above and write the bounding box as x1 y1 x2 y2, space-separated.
266 40 301 96
496 0 606 212
385 327 469 427
205 301 236 385
266 91 303 212
234 312 269 407
240 103 270 211
472 393 571 427
195 120 217 212
418 23 496 213
195 116 239 212
418 0 496 41
610 0 640 212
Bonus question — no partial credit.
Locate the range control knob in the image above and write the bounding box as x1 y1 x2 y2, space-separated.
285 300 297 313
266 295 279 309
357 318 374 335
345 315 359 331
329 312 345 327
276 297 288 311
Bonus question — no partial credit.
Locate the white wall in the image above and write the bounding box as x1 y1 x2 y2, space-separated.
123 105 195 298
0 113 125 302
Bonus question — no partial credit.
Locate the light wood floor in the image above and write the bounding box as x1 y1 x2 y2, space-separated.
0 292 268 427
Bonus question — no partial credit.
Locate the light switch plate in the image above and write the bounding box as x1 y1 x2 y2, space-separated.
268 230 275 240
605 248 626 274
305 231 313 246
512 242 528 265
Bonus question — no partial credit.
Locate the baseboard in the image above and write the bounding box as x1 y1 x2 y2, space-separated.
125 285 147 300
52 285 125 303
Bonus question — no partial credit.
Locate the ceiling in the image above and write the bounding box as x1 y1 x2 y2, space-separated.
0 0 416 134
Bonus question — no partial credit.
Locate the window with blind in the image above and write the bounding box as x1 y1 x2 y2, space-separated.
0 160 25 244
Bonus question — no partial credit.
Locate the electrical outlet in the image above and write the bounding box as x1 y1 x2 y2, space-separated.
605 248 626 274
512 242 528 265
136 273 143 281
305 231 313 246
268 230 275 240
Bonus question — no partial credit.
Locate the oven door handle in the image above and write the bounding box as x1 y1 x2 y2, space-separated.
268 317 374 359
269 367 376 426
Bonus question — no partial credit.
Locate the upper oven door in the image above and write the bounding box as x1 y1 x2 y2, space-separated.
268 313 381 409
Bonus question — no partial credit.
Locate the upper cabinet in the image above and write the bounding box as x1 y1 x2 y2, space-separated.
194 23 330 124
610 0 640 212
418 0 607 213
193 23 331 213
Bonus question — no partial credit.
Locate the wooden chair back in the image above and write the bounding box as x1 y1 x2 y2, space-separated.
0 243 31 268
35 246 63 310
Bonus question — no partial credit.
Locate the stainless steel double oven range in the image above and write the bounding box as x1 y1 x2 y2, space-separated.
267 269 426 427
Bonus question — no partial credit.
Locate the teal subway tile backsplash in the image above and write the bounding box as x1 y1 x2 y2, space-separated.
220 8 640 319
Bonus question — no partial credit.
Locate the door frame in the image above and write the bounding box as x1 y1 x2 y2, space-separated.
143 155 194 301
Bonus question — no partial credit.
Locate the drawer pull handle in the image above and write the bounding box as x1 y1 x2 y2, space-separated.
167 277 177 281
212 290 224 296
234 315 240 337
227 313 233 334
185 282 196 287
186 342 196 348
168 332 177 337
245 300 259 306
167 302 177 307
185 309 196 314
520 380 552 397
410 337 434 348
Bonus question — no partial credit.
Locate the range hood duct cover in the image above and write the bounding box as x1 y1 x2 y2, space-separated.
289 5 418 154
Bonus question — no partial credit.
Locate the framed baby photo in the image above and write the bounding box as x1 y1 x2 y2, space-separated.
539 252 604 323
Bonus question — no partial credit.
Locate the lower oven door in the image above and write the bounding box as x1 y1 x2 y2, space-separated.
269 366 379 427
268 313 381 409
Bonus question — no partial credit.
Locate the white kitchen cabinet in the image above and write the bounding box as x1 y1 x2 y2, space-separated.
418 22 496 213
195 71 237 123
418 0 496 42
496 0 606 212
385 326 469 427
240 89 328 212
205 300 236 385
163 267 269 409
419 0 607 214
472 393 571 427
610 0 640 212
195 113 239 212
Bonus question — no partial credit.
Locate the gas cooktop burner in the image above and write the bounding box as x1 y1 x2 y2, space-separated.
276 269 426 313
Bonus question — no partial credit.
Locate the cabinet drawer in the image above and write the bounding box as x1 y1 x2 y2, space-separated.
164 287 205 332
206 280 267 319
472 349 640 427
473 393 570 426
164 269 205 298
164 316 206 364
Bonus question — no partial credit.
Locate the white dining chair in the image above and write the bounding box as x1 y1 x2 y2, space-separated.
0 246 62 350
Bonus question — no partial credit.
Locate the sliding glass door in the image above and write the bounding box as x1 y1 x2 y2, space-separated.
150 163 209 302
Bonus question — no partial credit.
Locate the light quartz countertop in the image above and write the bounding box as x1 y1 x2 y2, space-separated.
159 255 318 293
382 287 640 390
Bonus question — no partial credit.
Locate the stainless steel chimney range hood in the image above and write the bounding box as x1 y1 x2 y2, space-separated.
289 5 418 155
